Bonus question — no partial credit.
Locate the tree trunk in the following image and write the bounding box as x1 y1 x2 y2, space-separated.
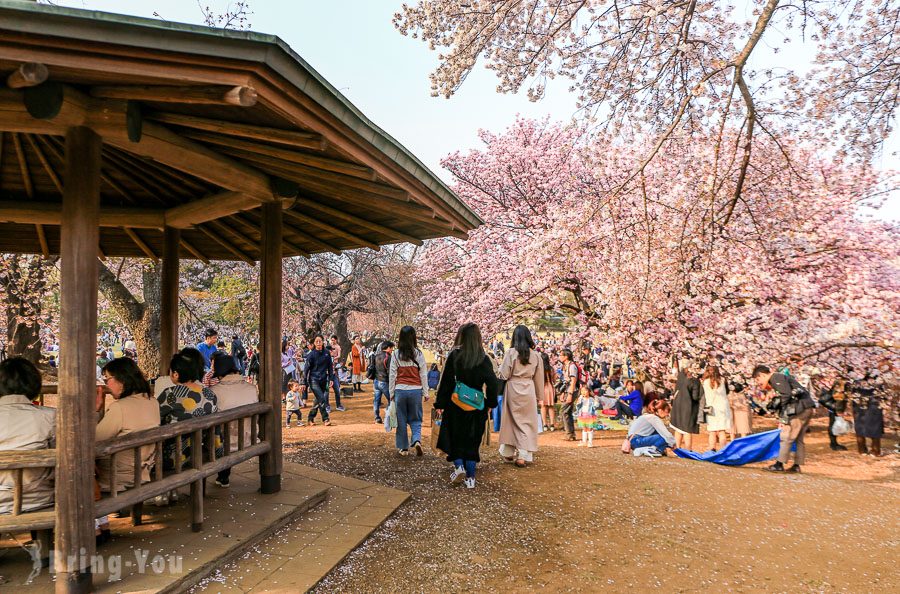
0 255 55 363
97 260 162 377
334 310 351 366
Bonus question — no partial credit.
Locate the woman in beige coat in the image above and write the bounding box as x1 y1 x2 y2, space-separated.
498 325 544 467
97 358 161 494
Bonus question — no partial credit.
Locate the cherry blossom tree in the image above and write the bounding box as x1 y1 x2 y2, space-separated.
395 0 900 216
417 118 900 378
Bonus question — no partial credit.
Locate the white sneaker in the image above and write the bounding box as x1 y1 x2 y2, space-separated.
449 466 465 484
464 477 476 489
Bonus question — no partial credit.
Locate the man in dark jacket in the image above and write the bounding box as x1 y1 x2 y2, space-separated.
230 336 247 374
753 364 816 473
372 341 393 424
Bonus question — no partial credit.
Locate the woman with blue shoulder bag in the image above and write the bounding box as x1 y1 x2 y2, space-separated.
434 323 500 489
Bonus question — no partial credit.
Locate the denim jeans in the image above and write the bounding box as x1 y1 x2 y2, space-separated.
492 395 503 432
394 388 423 450
453 458 478 479
373 380 388 421
630 433 668 451
307 380 330 422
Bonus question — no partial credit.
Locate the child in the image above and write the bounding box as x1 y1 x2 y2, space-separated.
285 381 304 427
427 363 440 393
575 386 599 447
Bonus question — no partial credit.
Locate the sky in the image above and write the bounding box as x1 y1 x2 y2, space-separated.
52 0 898 221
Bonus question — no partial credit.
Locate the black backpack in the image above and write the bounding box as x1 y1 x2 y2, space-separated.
366 351 377 380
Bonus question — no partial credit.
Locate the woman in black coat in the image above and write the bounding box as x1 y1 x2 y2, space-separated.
435 323 499 490
669 359 701 451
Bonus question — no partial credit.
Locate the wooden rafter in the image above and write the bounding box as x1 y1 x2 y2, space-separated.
102 149 180 204
147 112 325 151
10 133 33 198
41 135 136 205
291 196 423 246
227 213 312 258
236 210 328 256
107 148 198 199
24 133 62 193
196 224 254 264
122 227 159 262
281 207 379 251
180 238 209 264
221 148 407 200
91 85 258 107
35 223 49 257
182 130 374 180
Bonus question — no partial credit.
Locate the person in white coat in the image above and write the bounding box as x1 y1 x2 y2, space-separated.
702 365 732 451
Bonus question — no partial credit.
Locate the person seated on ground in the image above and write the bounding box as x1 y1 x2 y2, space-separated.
587 368 603 394
612 382 643 422
158 349 220 472
210 355 258 488
598 387 619 412
0 357 55 515
608 368 623 390
627 400 675 455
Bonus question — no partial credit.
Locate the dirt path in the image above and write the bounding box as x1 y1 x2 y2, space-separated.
281 388 898 593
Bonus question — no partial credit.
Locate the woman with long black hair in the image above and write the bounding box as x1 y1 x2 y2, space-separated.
539 351 557 431
434 323 500 489
388 325 429 456
304 334 334 426
498 325 544 467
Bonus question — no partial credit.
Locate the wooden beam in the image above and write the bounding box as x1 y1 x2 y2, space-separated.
107 120 274 201
232 212 316 257
196 224 254 264
221 147 408 200
35 223 49 257
0 88 275 201
56 126 100 593
24 133 62 193
259 201 282 493
10 133 33 198
165 191 258 229
147 111 325 151
207 218 279 259
180 237 209 264
0 201 165 228
181 130 372 179
40 135 136 205
160 228 180 376
7 63 48 89
123 227 159 262
227 149 456 230
292 196 423 245
90 84 258 107
282 207 379 251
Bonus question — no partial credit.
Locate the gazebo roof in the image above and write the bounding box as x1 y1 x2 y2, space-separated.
0 1 480 261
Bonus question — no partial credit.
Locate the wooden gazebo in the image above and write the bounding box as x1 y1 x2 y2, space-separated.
0 2 479 592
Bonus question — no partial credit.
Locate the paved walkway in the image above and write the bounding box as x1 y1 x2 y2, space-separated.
0 461 408 593
193 464 409 593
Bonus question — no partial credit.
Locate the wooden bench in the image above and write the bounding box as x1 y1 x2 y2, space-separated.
0 401 272 558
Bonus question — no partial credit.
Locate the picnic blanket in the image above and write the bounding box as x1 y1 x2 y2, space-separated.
674 429 792 466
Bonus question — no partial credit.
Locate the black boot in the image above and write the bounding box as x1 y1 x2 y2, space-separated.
766 461 785 472
786 464 801 473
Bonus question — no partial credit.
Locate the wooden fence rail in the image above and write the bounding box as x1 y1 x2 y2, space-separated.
0 402 271 534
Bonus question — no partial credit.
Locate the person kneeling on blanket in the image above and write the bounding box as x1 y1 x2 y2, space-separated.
625 400 675 456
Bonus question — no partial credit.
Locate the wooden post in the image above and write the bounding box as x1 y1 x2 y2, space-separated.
159 227 180 376
258 201 282 493
55 126 101 594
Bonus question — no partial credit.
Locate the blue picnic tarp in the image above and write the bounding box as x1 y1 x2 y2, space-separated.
674 429 792 466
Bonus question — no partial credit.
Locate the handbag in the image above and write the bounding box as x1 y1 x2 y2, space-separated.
451 380 485 411
430 408 444 453
831 416 852 436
